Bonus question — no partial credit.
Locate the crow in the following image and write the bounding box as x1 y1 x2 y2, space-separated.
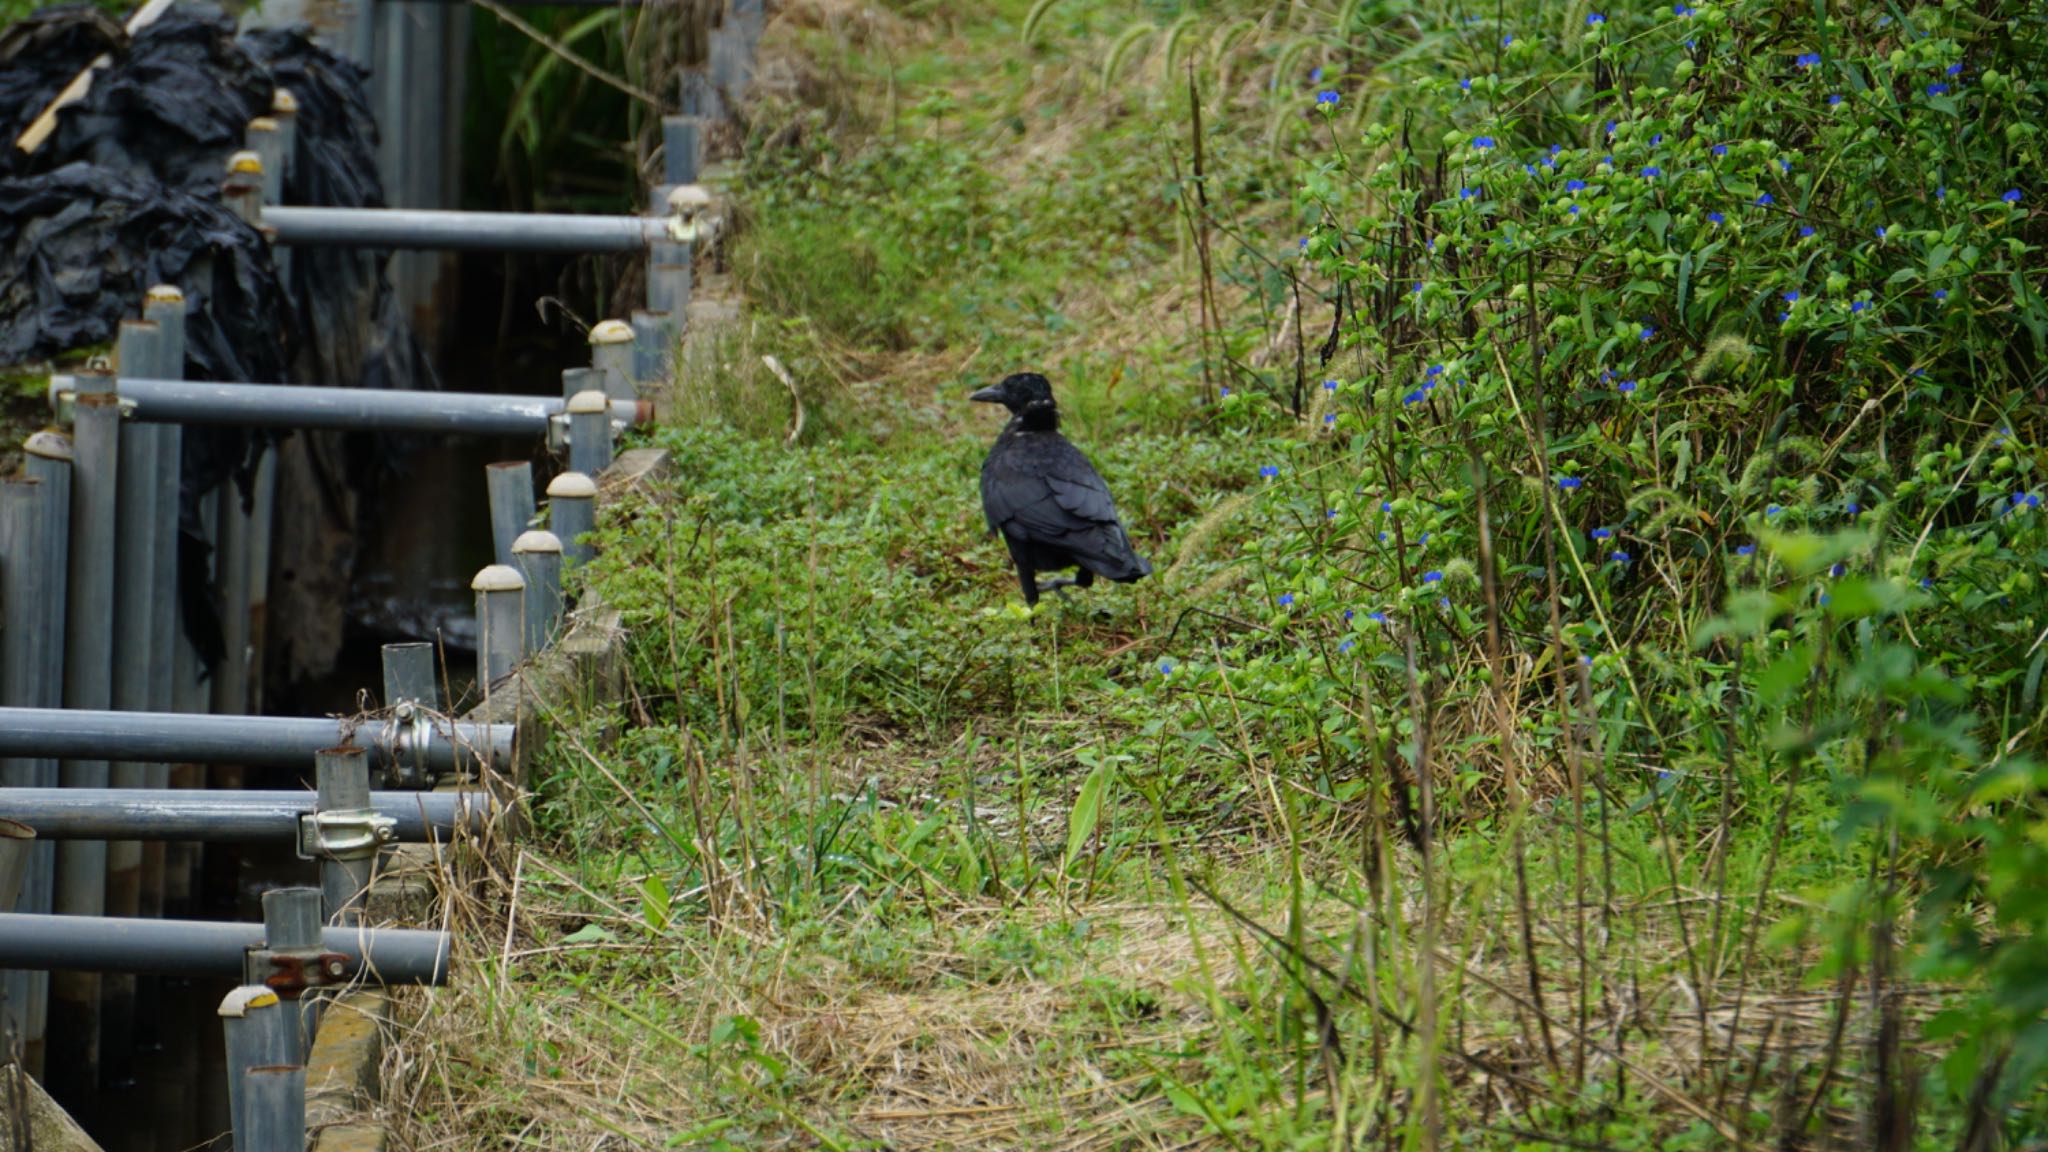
972 372 1152 606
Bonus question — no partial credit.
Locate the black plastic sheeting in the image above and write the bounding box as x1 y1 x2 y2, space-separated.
0 3 437 676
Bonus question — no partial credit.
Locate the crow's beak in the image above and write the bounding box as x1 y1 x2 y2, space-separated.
969 385 1005 404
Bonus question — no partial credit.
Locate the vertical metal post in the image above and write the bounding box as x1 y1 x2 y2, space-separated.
223 152 265 225
589 320 637 401
648 258 690 319
511 531 563 654
381 641 439 789
631 310 674 387
314 748 375 925
139 288 186 1046
472 565 526 687
220 985 295 1152
106 318 166 1080
661 115 701 186
247 118 286 203
485 461 536 569
49 375 117 1099
247 443 277 715
212 478 252 716
242 1065 308 1152
251 887 323 1062
560 367 605 401
546 472 597 569
567 390 613 478
0 820 30 912
270 90 299 188
0 476 53 1070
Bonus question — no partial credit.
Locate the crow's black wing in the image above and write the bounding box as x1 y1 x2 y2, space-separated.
981 431 1151 580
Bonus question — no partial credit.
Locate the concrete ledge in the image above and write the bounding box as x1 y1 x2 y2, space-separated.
307 990 392 1129
0 1060 102 1152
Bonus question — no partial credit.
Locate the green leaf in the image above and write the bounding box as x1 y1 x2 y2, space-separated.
562 923 615 946
1064 760 1115 871
641 873 672 933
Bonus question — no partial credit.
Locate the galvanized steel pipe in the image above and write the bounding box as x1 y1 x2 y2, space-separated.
0 914 451 983
83 376 650 436
0 788 494 842
0 707 511 771
263 205 676 253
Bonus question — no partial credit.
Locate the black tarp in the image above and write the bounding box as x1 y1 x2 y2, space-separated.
0 4 436 677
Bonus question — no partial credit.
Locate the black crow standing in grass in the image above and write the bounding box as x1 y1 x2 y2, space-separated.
972 372 1152 606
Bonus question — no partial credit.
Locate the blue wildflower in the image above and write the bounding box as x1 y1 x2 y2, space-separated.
1828 94 1842 106
1502 34 1513 46
1712 143 1728 157
1439 597 1452 609
1310 66 1323 83
1612 550 1632 563
1927 82 1950 96
1380 502 1392 512
1459 186 1482 200
1324 413 1338 425
1846 502 1862 516
1756 192 1774 206
1800 225 1815 237
1708 211 1724 224
1566 179 1587 193
1766 503 1783 516
1737 544 1756 556
2004 189 2023 204
1472 135 1495 149
1568 204 1581 216
1685 37 1696 49
1947 63 1963 76
1559 476 1584 490
1403 388 1428 405
1587 12 1605 24
1279 593 1295 607
1591 527 1613 540
2013 492 2039 509
1159 660 1174 677
1323 378 1339 391
1796 52 1820 68
1875 226 1886 238
1653 134 1664 145
1936 186 1947 200
1413 281 1424 295
1338 639 1355 654
1460 78 1472 92
1920 577 1933 589
1259 465 1279 478
1674 3 1693 13
1642 165 1662 178
1851 300 1869 313
1367 611 1388 624
1779 157 1791 172
1934 289 1949 301
1326 508 1338 519
1422 571 1444 583
1316 91 1340 106
1619 379 1638 393
1639 324 1656 341
1299 237 1309 251
1343 609 1354 621
1829 562 1847 578
1426 364 1444 378
1784 290 1800 302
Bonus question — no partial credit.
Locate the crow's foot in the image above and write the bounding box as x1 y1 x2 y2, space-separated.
1034 577 1080 600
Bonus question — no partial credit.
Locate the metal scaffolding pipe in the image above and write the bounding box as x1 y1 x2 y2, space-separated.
548 471 598 568
486 461 536 567
71 376 650 436
0 708 511 771
0 788 494 843
0 913 450 984
0 820 29 912
262 205 675 253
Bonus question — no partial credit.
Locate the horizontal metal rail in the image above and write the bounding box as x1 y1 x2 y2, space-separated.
0 913 449 984
0 708 509 772
50 377 651 436
0 789 496 843
263 206 679 253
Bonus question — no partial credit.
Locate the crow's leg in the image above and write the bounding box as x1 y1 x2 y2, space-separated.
1074 568 1096 588
1016 562 1040 606
1034 576 1080 600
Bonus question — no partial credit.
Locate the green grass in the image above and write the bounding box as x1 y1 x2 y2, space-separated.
396 1 2048 1149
